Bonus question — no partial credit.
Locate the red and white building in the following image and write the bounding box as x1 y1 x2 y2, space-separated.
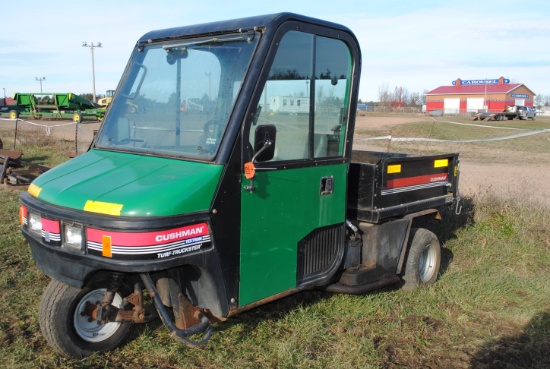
425 76 535 114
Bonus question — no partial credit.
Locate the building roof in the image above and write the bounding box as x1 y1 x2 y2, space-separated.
426 83 536 95
426 83 529 95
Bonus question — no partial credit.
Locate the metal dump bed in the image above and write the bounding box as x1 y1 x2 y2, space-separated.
347 150 459 223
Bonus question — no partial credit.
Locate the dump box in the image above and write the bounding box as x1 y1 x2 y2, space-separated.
348 150 459 223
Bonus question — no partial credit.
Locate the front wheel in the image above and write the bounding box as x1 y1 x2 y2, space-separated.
401 228 441 291
39 280 134 358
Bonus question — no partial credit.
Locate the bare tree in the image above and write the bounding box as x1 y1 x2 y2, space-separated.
535 94 544 108
378 83 390 108
408 91 421 107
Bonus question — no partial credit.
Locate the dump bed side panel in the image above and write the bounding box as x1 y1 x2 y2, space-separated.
347 150 459 223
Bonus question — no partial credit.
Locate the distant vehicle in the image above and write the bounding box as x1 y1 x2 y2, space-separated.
524 106 537 120
472 105 536 121
356 103 373 115
97 90 115 109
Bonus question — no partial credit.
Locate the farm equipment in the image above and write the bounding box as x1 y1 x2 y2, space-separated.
97 90 115 109
472 105 536 121
6 92 106 122
0 148 49 185
20 13 461 358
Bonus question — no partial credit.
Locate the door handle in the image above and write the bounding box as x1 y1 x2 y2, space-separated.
320 176 334 195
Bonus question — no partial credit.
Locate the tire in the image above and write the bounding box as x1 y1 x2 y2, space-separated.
401 228 441 291
9 110 19 120
73 112 83 123
39 279 133 358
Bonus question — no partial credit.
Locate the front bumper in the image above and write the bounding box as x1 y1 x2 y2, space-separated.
20 192 216 289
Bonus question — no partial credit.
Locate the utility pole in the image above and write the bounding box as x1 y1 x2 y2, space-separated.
35 77 46 93
82 41 102 103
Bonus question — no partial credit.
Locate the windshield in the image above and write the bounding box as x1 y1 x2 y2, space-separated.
95 32 258 160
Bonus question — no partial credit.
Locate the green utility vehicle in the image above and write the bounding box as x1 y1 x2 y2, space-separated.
20 13 460 358
6 92 105 122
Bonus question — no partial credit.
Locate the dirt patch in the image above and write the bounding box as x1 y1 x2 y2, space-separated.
458 161 550 207
355 115 425 129
0 117 101 156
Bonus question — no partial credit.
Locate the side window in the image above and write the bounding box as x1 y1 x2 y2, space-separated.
252 31 352 161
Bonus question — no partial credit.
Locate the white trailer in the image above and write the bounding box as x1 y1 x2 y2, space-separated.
270 96 309 114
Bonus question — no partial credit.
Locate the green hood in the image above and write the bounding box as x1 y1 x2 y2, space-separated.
30 150 223 217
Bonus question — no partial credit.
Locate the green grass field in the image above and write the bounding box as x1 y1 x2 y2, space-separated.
0 124 549 368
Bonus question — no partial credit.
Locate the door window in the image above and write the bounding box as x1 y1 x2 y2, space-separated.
251 31 352 161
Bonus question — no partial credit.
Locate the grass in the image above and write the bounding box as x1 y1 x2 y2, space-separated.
1 121 549 368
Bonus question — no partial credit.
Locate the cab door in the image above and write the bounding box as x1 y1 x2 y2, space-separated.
239 28 356 305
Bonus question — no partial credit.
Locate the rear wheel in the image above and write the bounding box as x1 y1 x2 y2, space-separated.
39 280 133 358
401 228 441 290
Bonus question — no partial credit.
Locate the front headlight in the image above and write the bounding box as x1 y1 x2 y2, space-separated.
28 212 42 236
63 223 84 252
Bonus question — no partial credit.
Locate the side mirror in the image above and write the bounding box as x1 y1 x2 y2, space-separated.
253 124 276 162
243 124 276 193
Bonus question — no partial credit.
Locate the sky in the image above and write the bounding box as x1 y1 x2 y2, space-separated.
1 0 549 102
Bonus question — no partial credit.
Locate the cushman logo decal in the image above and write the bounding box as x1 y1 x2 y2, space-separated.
155 226 205 243
86 223 211 260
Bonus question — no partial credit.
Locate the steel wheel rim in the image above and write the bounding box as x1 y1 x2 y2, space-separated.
418 243 437 282
74 288 122 342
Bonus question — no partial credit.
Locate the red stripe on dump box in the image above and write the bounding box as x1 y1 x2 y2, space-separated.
386 174 448 189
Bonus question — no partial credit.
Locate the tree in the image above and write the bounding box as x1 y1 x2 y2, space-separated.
377 83 391 108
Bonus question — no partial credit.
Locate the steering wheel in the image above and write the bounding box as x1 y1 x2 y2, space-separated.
203 120 225 140
197 120 224 154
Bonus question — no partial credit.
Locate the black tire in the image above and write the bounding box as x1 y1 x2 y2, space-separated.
39 279 133 358
401 228 441 291
9 110 19 120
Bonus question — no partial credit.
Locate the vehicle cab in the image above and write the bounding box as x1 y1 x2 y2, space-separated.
21 12 361 321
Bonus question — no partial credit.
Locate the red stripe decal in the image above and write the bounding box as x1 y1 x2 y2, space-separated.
386 174 448 189
41 218 60 233
87 222 209 247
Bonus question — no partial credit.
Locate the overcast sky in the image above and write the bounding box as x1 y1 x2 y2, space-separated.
1 0 548 102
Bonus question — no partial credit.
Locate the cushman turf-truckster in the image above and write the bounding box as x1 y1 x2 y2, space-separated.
20 13 460 358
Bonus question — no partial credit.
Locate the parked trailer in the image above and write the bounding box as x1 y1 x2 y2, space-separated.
21 13 461 358
6 93 106 122
472 105 536 121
